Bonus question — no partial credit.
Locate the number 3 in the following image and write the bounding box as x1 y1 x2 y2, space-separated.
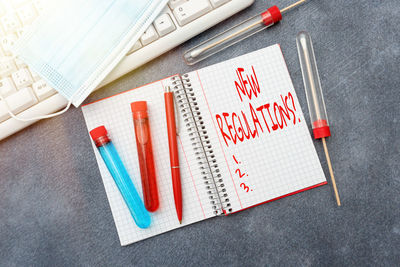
240 183 250 192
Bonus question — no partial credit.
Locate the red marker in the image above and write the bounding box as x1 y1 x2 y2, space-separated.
164 86 183 224
131 101 160 212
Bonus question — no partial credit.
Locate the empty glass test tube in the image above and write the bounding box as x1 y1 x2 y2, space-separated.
184 0 306 65
296 31 331 139
296 31 341 206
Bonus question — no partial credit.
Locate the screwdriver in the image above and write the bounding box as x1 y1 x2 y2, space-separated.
296 31 341 206
184 0 307 65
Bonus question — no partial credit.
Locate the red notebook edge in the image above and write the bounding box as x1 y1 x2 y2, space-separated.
223 181 327 215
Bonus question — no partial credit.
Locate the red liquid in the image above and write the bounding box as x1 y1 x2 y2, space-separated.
132 107 159 212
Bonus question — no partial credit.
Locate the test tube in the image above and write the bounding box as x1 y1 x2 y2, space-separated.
296 31 331 139
131 101 160 212
296 31 341 206
90 126 151 228
184 6 281 65
184 0 306 65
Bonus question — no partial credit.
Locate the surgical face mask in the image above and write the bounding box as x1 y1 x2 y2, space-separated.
13 0 168 108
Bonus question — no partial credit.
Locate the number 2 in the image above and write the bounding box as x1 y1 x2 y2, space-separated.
235 169 245 178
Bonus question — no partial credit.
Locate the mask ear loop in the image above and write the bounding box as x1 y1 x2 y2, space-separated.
0 94 74 122
0 55 80 122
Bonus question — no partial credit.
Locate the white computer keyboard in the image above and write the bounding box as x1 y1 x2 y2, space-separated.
0 0 254 141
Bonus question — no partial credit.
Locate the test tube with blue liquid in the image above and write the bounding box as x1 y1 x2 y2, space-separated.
90 126 151 228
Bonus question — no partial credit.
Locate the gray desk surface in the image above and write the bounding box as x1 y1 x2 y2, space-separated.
1 0 399 266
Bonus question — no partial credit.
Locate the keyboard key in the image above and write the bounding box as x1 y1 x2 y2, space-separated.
1 13 22 33
11 0 30 8
154 14 176 37
0 100 10 122
28 66 40 81
15 26 27 37
5 86 38 114
1 34 17 56
33 0 46 13
0 3 5 17
17 3 38 25
15 56 27 68
173 0 213 26
127 40 142 55
11 68 33 89
0 58 17 77
209 0 230 8
32 79 55 100
140 25 158 46
168 0 187 10
0 77 17 97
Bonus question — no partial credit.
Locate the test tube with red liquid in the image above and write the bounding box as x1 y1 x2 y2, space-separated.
131 101 160 212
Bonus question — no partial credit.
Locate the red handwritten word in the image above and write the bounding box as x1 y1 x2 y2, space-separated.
215 92 299 147
235 66 260 102
232 155 252 193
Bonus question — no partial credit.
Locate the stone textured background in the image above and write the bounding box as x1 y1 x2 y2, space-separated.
1 0 399 265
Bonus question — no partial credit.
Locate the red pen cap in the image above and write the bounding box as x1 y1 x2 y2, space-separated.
90 125 110 147
131 101 148 119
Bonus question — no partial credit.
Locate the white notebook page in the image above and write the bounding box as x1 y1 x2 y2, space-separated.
82 76 216 246
187 44 326 213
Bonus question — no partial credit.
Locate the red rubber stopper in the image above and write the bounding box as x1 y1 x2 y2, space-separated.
131 101 147 113
90 126 109 147
131 101 148 120
313 126 331 139
312 120 331 139
268 6 282 23
261 5 282 26
90 125 107 141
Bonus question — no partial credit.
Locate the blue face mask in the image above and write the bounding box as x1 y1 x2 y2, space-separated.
14 0 168 107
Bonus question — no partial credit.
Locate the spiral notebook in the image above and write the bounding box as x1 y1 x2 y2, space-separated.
82 44 327 246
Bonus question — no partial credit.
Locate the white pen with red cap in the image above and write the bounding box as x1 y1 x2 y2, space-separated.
184 0 307 65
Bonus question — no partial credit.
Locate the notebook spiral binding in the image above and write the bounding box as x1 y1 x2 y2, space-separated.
171 74 232 215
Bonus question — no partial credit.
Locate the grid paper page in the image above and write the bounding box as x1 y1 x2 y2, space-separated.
81 77 216 246
186 44 327 213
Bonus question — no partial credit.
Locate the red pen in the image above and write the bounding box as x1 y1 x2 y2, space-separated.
164 87 182 223
131 101 159 212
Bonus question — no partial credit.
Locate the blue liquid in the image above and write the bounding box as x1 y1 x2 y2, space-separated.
98 142 151 229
